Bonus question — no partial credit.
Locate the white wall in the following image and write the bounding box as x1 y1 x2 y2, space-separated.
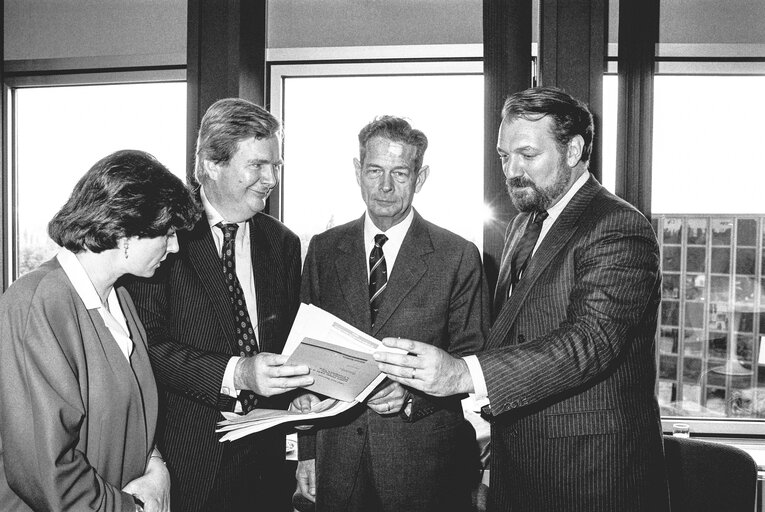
266 0 482 48
3 0 763 64
3 0 186 63
4 0 484 64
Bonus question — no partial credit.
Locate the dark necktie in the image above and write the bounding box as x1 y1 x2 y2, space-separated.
217 222 259 413
369 234 388 327
509 209 549 288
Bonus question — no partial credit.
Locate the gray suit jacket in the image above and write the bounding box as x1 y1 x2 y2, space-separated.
478 176 669 512
300 210 489 511
0 258 157 512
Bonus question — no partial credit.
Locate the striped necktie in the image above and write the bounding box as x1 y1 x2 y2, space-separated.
217 222 259 413
509 209 549 288
369 233 388 327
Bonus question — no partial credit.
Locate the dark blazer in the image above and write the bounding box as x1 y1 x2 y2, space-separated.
478 176 669 512
0 258 157 512
300 210 488 512
126 211 302 512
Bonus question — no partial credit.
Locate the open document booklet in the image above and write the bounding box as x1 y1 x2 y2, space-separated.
216 303 406 441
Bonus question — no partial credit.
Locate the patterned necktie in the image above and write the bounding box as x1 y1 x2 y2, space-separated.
509 209 549 288
369 234 389 327
217 222 259 413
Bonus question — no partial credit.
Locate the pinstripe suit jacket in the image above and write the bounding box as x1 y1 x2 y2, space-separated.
300 210 488 511
126 212 302 512
478 176 670 512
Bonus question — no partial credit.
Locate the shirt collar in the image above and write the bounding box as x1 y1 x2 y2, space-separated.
545 171 590 223
56 248 113 310
200 186 249 229
364 207 414 247
200 186 226 228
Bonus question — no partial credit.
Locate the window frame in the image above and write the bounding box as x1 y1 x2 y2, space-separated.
647 47 765 437
2 64 185 286
266 45 483 221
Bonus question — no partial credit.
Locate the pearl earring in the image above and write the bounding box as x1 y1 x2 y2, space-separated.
124 239 129 259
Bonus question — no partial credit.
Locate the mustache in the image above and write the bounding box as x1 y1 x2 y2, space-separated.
507 176 536 189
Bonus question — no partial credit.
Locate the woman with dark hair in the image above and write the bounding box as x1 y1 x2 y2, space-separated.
0 150 200 512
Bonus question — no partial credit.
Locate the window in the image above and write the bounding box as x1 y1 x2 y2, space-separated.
269 60 484 258
5 74 186 281
652 74 765 426
601 73 618 193
605 0 765 433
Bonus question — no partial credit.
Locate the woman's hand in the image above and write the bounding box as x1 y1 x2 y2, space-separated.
122 455 170 512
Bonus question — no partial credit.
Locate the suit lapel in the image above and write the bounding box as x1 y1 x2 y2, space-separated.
186 219 238 354
487 176 602 349
249 214 282 353
492 214 531 315
371 211 430 337
334 217 373 331
117 287 154 456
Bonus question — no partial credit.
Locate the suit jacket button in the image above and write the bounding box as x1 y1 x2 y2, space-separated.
517 334 526 344
356 427 364 435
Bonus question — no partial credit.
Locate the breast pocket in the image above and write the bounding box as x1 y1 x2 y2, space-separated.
545 409 621 438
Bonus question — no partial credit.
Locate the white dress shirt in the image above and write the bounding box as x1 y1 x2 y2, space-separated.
200 188 260 405
57 248 133 361
464 171 591 405
363 207 415 278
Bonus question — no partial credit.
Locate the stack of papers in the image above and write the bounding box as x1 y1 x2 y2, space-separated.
217 398 357 442
216 303 405 441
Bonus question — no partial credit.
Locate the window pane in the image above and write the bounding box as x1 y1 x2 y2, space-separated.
15 82 186 278
653 75 765 421
280 75 484 257
601 74 618 193
652 76 765 215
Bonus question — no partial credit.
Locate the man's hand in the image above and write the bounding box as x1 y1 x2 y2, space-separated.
122 456 170 512
235 352 313 396
290 392 322 413
296 459 316 503
365 380 407 415
373 338 474 397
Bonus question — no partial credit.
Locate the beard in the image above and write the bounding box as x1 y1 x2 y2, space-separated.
506 155 571 212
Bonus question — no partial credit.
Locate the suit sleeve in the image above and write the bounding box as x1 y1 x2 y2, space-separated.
126 265 235 411
296 237 319 460
407 239 489 421
0 291 136 512
477 208 660 417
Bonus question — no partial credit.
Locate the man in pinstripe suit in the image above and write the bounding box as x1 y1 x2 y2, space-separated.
126 98 313 512
376 87 670 511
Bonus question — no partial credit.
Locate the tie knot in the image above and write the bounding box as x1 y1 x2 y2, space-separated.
374 234 388 247
216 222 239 242
534 210 549 224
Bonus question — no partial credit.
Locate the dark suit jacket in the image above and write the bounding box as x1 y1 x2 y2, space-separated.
478 176 669 512
0 258 157 512
300 210 488 511
126 212 301 512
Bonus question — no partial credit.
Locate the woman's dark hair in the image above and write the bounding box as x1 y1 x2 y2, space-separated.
48 150 201 252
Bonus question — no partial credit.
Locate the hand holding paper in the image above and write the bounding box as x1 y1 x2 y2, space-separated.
216 303 406 440
235 352 313 396
283 304 406 403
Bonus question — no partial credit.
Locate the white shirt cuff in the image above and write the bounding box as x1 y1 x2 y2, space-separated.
221 356 241 398
222 356 243 413
462 355 490 411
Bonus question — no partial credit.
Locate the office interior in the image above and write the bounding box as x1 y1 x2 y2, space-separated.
2 0 764 509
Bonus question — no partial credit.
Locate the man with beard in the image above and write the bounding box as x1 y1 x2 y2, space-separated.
374 87 670 512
